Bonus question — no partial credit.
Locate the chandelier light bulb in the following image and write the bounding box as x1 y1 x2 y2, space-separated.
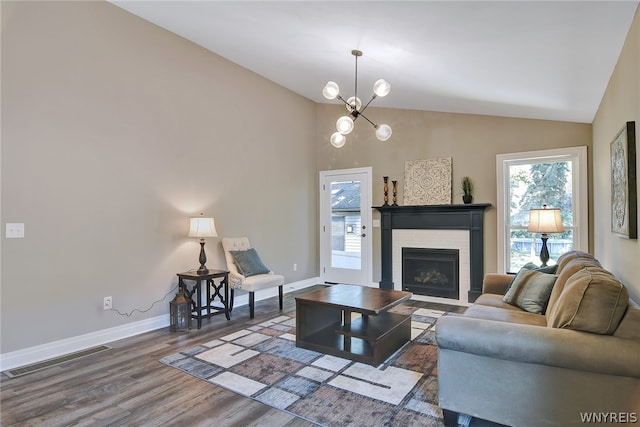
373 79 391 97
346 96 362 112
375 124 392 141
322 81 340 100
336 116 355 135
330 132 346 148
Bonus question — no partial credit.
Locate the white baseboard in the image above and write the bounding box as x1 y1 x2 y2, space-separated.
230 277 319 307
0 315 168 372
0 277 320 372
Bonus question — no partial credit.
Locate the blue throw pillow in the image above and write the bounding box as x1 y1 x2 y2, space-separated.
230 248 270 277
506 262 559 291
521 262 558 274
503 269 558 314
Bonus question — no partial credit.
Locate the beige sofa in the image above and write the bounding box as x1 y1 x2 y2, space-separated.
436 251 640 427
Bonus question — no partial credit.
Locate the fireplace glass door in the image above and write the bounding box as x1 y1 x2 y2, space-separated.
402 248 459 299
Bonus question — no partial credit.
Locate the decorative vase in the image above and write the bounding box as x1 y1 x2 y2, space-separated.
462 194 473 204
383 176 389 206
392 180 398 206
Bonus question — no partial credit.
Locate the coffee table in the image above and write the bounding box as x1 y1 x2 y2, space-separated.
295 284 412 366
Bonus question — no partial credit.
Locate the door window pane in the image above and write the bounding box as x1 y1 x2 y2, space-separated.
330 181 361 270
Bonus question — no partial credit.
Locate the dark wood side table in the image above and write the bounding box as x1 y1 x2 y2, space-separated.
177 269 230 329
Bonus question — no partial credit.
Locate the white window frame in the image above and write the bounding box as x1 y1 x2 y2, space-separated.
496 146 589 273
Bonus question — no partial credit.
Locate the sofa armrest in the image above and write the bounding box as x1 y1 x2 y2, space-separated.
482 273 513 295
436 315 640 378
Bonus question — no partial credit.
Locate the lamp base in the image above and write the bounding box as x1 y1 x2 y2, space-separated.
197 239 208 274
539 234 550 267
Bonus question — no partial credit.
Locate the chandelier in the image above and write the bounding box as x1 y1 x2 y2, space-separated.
322 49 392 148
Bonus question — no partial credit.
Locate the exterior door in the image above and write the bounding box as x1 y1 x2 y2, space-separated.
319 167 373 286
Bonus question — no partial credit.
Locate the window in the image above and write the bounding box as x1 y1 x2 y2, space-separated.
497 147 588 273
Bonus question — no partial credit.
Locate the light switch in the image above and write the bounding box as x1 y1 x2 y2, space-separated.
373 219 381 227
6 223 25 238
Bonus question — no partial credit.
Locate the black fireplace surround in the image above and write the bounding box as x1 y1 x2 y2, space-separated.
375 204 491 303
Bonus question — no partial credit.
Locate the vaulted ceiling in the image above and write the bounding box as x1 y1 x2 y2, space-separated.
111 1 638 123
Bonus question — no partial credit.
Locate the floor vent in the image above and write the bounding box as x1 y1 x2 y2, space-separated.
4 345 112 378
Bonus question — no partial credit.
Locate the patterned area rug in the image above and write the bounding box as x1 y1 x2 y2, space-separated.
160 306 468 427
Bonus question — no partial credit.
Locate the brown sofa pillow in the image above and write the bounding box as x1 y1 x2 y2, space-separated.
546 255 602 317
546 267 629 334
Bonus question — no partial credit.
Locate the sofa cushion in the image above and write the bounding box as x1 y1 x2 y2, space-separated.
555 250 599 272
547 266 629 334
229 248 270 277
614 306 640 340
503 269 557 314
546 255 603 316
238 272 284 292
475 293 522 310
462 304 547 327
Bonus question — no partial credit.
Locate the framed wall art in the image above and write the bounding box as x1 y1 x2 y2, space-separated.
404 157 452 205
610 121 637 239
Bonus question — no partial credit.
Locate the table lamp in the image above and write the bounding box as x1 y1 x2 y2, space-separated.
188 214 217 274
527 205 564 267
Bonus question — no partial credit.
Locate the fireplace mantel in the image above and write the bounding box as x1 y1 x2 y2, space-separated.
375 203 491 302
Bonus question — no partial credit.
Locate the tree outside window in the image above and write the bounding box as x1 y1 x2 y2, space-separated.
498 147 587 273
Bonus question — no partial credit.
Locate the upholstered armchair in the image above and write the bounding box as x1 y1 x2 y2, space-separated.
221 237 284 319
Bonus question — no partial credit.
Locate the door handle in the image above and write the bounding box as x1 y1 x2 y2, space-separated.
361 233 366 238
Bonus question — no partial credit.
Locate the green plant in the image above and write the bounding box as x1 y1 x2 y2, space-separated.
461 176 474 196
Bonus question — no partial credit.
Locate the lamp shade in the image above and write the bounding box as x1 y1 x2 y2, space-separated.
527 206 564 233
188 216 217 238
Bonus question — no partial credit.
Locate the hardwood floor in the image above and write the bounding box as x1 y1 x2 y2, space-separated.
0 286 469 427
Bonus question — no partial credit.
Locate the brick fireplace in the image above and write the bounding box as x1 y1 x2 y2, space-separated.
376 203 490 304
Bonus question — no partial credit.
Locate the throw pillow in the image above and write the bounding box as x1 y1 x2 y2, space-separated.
230 248 270 277
521 262 558 275
505 262 559 292
546 266 628 335
503 269 558 314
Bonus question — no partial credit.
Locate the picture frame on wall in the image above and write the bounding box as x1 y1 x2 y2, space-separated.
404 157 452 205
610 121 637 239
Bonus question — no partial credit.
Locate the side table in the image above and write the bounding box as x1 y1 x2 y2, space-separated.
177 269 230 329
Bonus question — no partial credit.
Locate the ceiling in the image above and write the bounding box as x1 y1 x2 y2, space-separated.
110 1 638 123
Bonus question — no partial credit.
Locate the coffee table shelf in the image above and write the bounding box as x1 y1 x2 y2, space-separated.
296 284 412 366
335 311 408 340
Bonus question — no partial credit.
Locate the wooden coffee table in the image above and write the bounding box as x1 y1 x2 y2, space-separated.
295 284 412 366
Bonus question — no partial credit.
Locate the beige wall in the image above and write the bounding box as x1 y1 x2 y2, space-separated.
315 105 592 282
3 0 634 357
592 7 640 302
1 1 317 353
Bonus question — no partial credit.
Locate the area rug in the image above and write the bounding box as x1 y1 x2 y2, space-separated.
160 306 469 427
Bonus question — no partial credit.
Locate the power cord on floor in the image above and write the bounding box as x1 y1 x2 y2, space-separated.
107 284 179 317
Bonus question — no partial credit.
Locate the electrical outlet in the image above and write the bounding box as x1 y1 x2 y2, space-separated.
103 296 112 310
293 263 297 272
6 223 25 238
